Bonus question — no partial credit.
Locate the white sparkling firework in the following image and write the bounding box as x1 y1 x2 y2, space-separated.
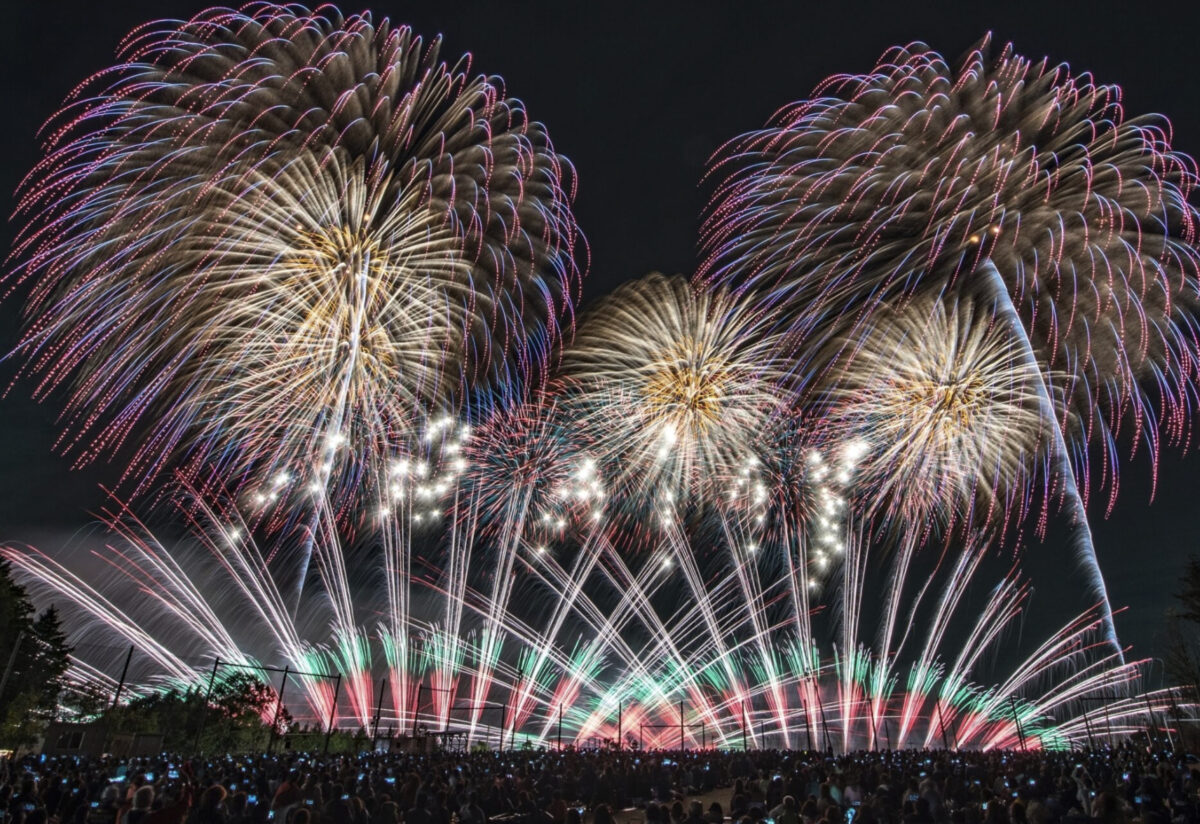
8 4 583 509
831 297 1045 531
561 273 786 508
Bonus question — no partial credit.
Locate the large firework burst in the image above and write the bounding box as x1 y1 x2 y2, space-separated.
8 3 584 505
700 35 1200 649
701 35 1200 499
561 273 786 507
831 296 1045 532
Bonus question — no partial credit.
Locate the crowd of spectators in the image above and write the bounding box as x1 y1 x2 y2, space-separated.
1 747 1195 824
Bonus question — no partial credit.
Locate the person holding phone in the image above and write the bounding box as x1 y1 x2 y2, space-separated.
135 763 194 824
87 784 123 824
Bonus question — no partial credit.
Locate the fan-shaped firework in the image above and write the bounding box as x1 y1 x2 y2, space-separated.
700 35 1200 649
2 480 1174 752
562 274 785 507
701 35 1200 497
7 3 583 506
831 296 1045 532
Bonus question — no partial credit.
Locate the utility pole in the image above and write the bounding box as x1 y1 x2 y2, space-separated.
1101 697 1114 746
816 697 832 752
1082 710 1096 750
111 645 134 709
193 658 222 754
323 674 342 754
1143 697 1159 749
501 694 510 752
873 704 884 751
371 678 387 746
1009 696 1027 752
679 699 685 751
558 704 563 750
267 666 290 754
742 703 748 751
617 700 622 750
411 683 424 737
799 699 813 751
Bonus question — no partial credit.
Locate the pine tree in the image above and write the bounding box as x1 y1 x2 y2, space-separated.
0 562 74 747
28 606 72 708
1166 555 1200 697
0 559 34 714
1176 555 1200 624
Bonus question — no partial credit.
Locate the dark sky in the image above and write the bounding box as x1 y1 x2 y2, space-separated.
3 0 1200 670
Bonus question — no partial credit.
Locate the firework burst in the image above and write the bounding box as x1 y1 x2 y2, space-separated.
701 34 1200 500
700 35 1200 649
831 296 1045 533
562 273 786 509
8 3 584 507
461 395 603 538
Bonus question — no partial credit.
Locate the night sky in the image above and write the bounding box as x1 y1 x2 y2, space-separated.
3 0 1200 673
